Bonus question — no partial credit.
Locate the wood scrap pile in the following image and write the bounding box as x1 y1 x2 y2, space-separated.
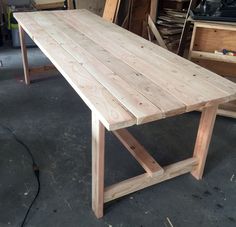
156 8 191 52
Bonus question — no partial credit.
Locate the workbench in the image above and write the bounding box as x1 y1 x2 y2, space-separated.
189 20 236 118
14 10 236 218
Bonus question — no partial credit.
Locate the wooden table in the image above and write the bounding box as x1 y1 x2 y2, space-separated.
14 10 236 218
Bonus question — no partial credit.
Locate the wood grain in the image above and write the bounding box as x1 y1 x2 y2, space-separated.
113 129 164 177
92 113 105 218
14 13 135 131
14 10 236 130
191 105 218 180
18 25 30 85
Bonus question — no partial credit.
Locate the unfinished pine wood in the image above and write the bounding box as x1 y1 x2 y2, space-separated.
103 0 119 22
14 13 135 131
194 21 236 32
67 10 235 97
31 12 186 119
217 109 236 119
13 10 236 219
113 129 164 177
104 157 198 203
189 21 236 118
191 51 236 64
150 0 158 22
191 105 218 180
148 15 167 49
18 25 30 85
30 13 164 125
67 0 74 9
92 113 105 218
14 10 236 128
193 27 236 53
192 59 236 78
63 11 236 107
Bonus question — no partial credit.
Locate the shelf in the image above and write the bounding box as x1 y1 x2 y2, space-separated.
191 51 236 64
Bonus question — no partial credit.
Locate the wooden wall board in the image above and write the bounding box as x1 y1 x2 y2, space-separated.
193 27 236 52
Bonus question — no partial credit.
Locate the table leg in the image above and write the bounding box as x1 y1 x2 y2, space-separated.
19 25 30 85
92 113 105 218
191 105 218 180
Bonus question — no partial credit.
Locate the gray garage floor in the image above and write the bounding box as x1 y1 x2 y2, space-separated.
0 46 235 227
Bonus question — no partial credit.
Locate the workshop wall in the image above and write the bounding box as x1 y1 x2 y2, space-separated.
76 0 105 16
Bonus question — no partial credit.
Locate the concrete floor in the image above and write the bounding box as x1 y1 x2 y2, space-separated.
0 46 236 227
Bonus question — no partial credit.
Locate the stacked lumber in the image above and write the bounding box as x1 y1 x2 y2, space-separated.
156 8 191 52
161 0 190 11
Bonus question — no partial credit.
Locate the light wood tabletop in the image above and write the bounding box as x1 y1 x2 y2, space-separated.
14 10 236 218
14 10 236 131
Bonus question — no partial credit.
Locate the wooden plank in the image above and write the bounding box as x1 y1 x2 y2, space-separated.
191 105 218 180
217 109 236 119
150 0 158 22
103 0 119 22
66 11 235 99
113 129 164 177
194 21 236 32
192 58 236 78
193 27 236 53
39 12 186 118
62 11 235 108
14 13 135 131
18 25 30 85
191 51 236 64
104 157 198 203
60 12 210 109
219 100 236 112
92 113 105 218
148 15 167 49
67 0 74 9
30 12 163 125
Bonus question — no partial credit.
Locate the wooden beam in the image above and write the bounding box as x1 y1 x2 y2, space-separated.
92 113 105 218
191 105 218 180
217 109 236 119
18 25 30 85
148 15 167 49
67 0 74 10
150 0 159 22
113 129 164 177
103 0 119 22
190 51 236 64
104 157 198 203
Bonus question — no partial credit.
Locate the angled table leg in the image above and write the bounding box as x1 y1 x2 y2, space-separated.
191 105 218 180
92 113 105 218
19 25 30 85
